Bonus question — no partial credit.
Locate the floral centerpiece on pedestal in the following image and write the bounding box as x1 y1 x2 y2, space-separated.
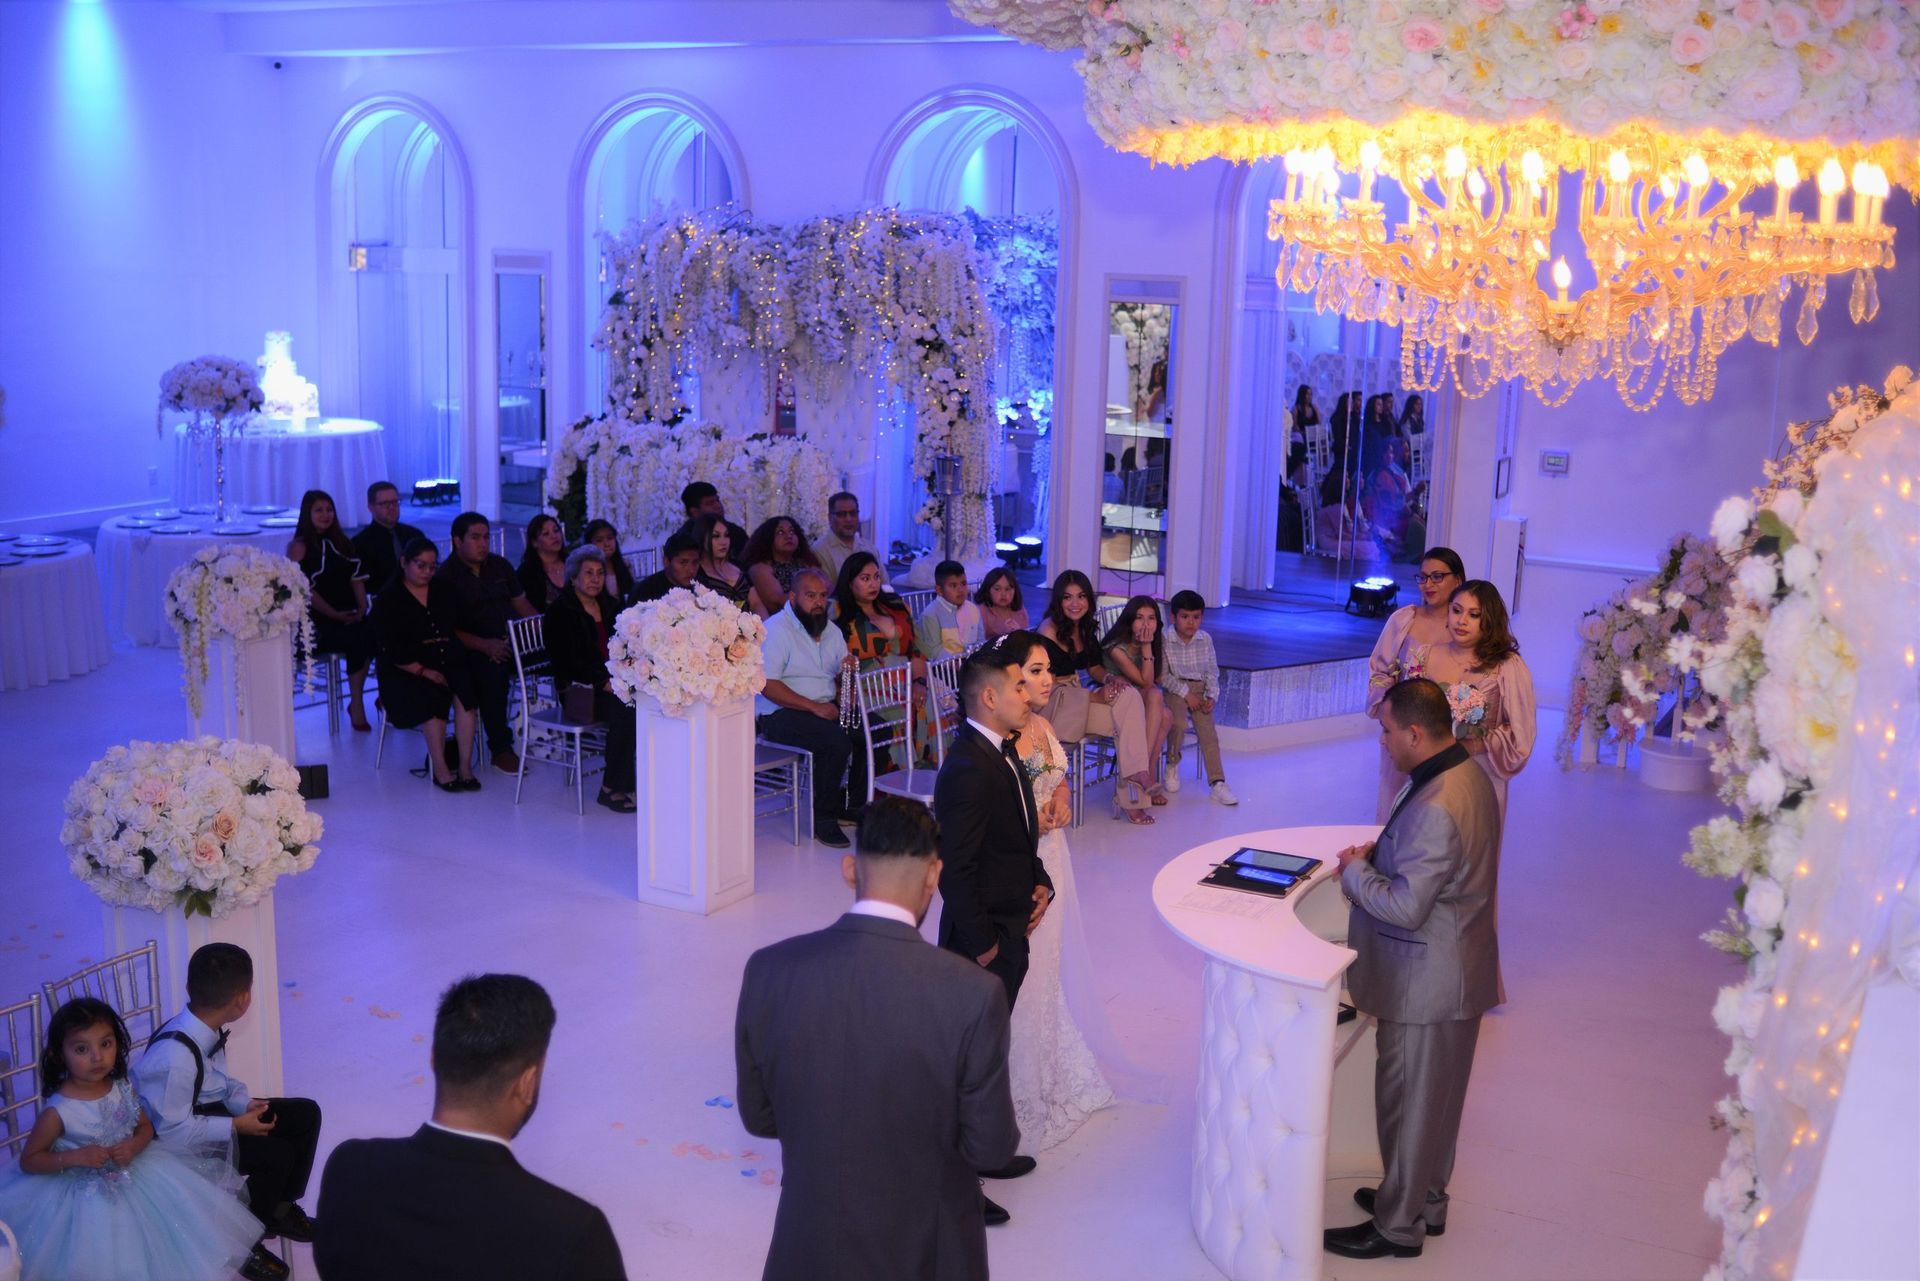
607 585 766 716
1670 366 1917 1281
165 545 315 718
158 356 265 522
1556 531 1734 767
60 737 322 919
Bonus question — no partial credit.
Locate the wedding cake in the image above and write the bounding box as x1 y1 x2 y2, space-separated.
257 331 320 422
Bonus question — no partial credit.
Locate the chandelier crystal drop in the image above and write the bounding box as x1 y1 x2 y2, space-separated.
1266 119 1897 409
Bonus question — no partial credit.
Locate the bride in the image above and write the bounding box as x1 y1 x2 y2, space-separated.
1005 632 1115 1154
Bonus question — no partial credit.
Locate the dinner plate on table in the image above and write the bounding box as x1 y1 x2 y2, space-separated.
261 516 299 529
119 517 159 529
0 555 23 568
150 524 198 535
241 504 283 515
142 508 183 520
211 523 262 536
0 532 19 542
15 535 66 548
14 544 68 557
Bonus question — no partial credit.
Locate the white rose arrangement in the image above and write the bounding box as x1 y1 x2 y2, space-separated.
158 355 266 424
607 585 767 716
165 545 316 718
1670 365 1918 1281
61 737 322 919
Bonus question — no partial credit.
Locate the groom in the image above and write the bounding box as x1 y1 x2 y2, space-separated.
935 641 1054 1217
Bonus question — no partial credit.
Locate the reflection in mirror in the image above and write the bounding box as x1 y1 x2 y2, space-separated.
494 251 549 527
1100 286 1180 598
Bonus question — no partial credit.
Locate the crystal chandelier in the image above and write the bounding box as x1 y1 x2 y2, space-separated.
1267 117 1897 409
944 0 1920 411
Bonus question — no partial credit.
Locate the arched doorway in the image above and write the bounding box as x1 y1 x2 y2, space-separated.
318 97 474 508
572 94 746 419
868 89 1073 577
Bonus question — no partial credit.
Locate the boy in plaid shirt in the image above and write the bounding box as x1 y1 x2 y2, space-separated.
1162 590 1237 806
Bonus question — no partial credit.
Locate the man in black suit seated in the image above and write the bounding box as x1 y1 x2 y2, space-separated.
314 974 626 1281
630 529 703 603
735 796 1018 1281
349 481 427 594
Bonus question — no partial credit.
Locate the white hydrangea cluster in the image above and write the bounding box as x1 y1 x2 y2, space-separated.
61 737 322 919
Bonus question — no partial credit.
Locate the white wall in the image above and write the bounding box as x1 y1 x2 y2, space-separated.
0 2 300 528
1494 193 1920 709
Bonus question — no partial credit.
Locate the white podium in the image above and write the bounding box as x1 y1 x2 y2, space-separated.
104 893 285 1098
187 632 297 764
1153 824 1383 1281
632 695 756 914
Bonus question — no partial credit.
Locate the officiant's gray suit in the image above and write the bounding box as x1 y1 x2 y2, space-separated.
735 912 1019 1281
1342 743 1502 1248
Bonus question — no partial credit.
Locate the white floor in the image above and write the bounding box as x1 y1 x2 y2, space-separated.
1 646 1740 1281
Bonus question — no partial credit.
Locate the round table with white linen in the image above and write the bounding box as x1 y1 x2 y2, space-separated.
96 514 292 647
171 417 388 513
0 537 112 690
1152 824 1381 1281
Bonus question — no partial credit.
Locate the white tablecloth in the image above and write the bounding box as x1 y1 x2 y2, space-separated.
96 517 290 647
171 417 389 513
0 541 112 690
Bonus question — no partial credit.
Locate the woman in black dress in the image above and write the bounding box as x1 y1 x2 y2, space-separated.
516 513 569 612
691 513 753 610
287 488 376 731
544 546 638 813
583 519 638 607
370 538 479 791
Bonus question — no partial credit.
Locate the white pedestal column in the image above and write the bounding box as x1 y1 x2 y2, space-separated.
188 632 296 764
104 893 284 1097
632 695 756 914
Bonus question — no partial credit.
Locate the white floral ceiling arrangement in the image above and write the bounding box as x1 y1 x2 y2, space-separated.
951 0 1920 407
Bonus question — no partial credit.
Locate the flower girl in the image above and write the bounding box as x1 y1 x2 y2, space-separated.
0 998 262 1281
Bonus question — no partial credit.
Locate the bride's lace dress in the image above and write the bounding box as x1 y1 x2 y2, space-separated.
1010 716 1115 1155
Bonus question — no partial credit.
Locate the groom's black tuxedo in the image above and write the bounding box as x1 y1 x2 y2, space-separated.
934 721 1053 1008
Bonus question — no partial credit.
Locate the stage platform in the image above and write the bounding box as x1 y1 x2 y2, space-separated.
1208 593 1390 730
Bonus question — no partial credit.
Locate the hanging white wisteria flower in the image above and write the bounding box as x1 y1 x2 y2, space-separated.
164 545 316 718
606 585 767 715
61 737 322 919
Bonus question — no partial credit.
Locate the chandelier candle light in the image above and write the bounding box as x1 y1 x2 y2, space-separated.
948 0 1920 410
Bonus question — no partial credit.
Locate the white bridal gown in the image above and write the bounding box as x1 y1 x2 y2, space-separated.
1010 714 1116 1155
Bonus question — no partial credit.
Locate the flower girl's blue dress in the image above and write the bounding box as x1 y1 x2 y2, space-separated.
0 1078 261 1281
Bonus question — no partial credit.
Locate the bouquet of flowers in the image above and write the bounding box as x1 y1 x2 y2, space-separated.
607 585 767 715
165 545 315 718
1446 682 1488 738
158 356 265 423
60 737 322 919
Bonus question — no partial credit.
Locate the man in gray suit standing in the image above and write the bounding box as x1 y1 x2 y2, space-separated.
1326 677 1502 1260
735 795 1020 1281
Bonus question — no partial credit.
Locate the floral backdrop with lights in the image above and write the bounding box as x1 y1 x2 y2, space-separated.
966 210 1059 540
1669 368 1920 1281
591 206 1002 558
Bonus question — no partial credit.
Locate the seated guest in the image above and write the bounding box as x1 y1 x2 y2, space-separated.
350 481 426 594
632 529 703 602
914 560 985 656
543 547 638 814
1316 466 1382 561
755 568 857 849
583 519 638 607
315 975 626 1281
1101 596 1176 815
816 491 887 587
692 512 754 609
1035 570 1152 823
432 512 536 775
735 796 1017 1281
1162 590 1236 806
1101 453 1124 504
288 488 375 732
675 480 748 567
372 538 479 792
515 513 569 613
974 567 1029 640
138 943 323 1281
834 550 931 777
742 514 822 618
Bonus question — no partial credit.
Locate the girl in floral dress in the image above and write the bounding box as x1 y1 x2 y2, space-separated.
832 551 934 783
1365 547 1466 819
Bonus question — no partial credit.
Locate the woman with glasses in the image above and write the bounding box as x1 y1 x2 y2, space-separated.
1365 547 1466 820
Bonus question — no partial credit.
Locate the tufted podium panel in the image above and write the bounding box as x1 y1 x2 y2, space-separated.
1155 825 1384 1281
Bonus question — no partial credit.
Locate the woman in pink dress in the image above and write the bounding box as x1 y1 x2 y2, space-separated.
1365 547 1465 819
1416 579 1537 819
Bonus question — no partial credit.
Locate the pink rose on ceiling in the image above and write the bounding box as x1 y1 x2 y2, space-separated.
1401 16 1446 52
1324 25 1355 59
1767 2 1811 45
1809 0 1852 26
1555 39 1597 75
1641 0 1697 33
1731 0 1771 26
1805 43 1844 75
1862 19 1898 59
1671 25 1715 63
